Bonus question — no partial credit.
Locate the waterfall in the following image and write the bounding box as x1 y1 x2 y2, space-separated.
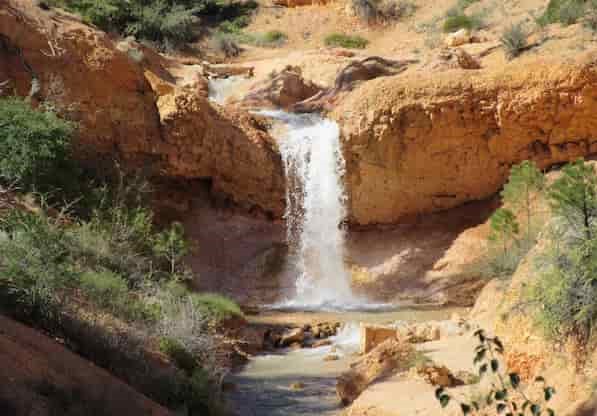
207 76 246 105
257 110 358 308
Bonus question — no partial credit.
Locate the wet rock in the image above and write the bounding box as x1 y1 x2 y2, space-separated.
336 338 414 405
222 381 237 392
311 339 333 348
280 328 305 347
289 342 303 350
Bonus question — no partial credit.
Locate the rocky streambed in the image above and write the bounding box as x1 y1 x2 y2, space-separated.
226 307 472 416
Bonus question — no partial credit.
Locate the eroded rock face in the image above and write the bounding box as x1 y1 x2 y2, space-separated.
0 1 285 217
333 52 597 225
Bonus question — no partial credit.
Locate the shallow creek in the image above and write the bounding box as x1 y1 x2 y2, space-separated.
227 307 467 416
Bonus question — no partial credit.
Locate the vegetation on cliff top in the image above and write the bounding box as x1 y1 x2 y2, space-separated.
47 0 258 47
0 97 242 415
324 33 369 49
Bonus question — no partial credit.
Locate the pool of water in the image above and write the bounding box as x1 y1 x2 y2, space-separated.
226 307 467 416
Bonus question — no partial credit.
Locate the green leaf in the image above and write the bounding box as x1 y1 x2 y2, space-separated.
474 349 486 364
440 394 451 408
474 329 486 342
509 373 521 389
493 337 505 353
544 387 556 401
491 359 499 372
460 403 471 415
435 387 445 400
495 389 507 400
530 404 541 415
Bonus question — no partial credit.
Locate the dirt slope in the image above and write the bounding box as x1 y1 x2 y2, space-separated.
0 315 171 416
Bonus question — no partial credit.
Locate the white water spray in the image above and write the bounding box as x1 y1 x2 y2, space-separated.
208 76 246 105
258 110 358 309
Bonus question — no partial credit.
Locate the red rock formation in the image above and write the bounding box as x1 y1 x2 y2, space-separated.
333 52 597 225
0 0 285 216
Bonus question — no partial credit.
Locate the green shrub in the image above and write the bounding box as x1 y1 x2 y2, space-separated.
472 208 530 279
49 0 259 48
0 210 74 328
159 337 197 375
0 97 75 193
443 13 483 32
538 0 585 26
191 293 243 322
259 30 287 45
209 31 242 56
469 161 545 280
324 33 369 49
218 15 251 33
501 23 528 60
585 0 597 31
125 2 200 47
376 0 417 20
531 160 597 343
183 368 212 414
78 270 146 319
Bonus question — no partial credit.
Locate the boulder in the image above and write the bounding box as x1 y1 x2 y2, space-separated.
336 338 414 405
280 328 305 347
360 324 397 354
426 48 481 71
397 322 441 343
237 66 322 110
444 28 471 47
411 364 462 387
311 339 333 348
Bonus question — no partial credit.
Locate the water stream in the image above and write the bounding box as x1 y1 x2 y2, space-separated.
208 76 247 105
256 110 360 309
207 81 438 416
227 308 467 416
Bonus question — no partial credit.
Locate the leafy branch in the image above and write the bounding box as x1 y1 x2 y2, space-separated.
435 329 556 416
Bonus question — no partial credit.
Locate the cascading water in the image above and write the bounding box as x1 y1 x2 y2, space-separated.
257 110 359 309
207 76 246 105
